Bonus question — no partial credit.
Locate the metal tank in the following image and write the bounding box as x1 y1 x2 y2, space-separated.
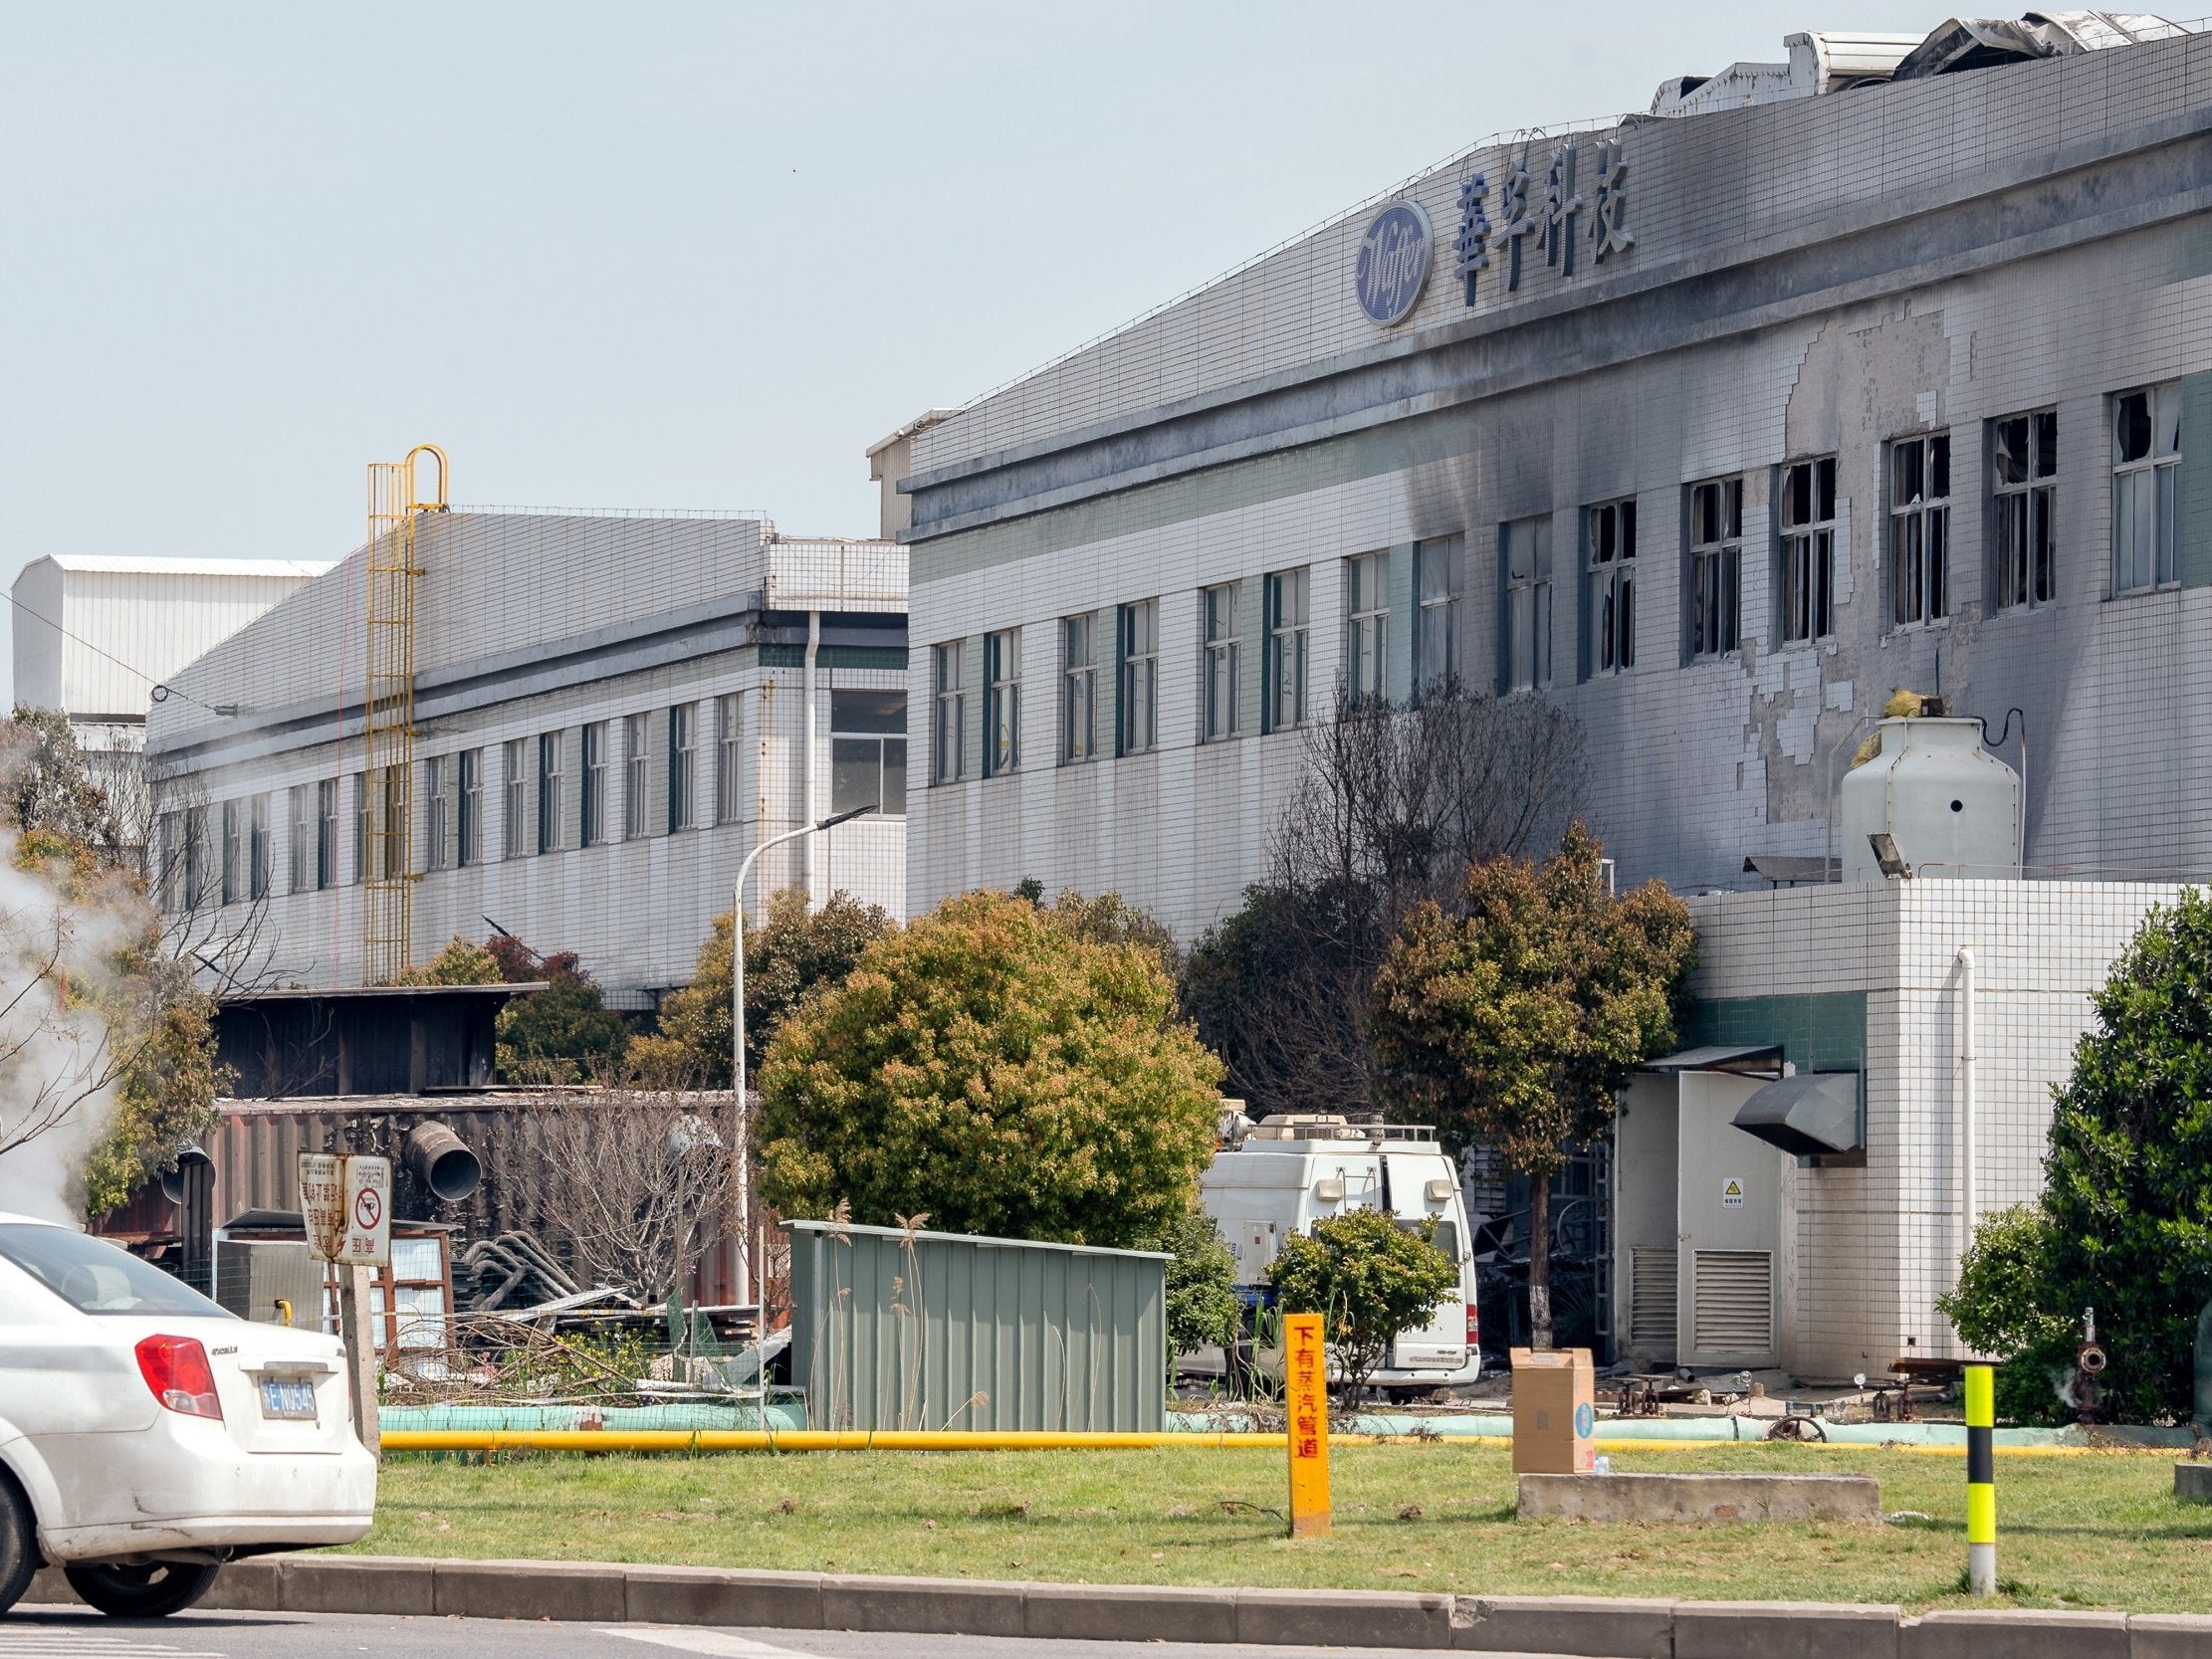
1840 717 2022 883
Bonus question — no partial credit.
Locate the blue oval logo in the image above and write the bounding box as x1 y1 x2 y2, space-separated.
1355 201 1433 327
1574 1401 1594 1438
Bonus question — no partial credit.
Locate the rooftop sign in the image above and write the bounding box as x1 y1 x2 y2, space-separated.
1354 201 1433 326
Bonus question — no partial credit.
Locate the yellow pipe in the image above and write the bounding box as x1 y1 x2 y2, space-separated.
376 1428 2156 1458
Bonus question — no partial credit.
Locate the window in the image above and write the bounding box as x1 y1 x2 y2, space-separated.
831 689 907 817
1346 551 1389 703
183 805 208 909
1890 434 1951 625
1779 458 1838 644
984 629 1021 776
425 756 449 871
289 784 311 892
1502 517 1554 690
623 714 648 837
580 723 607 846
1201 584 1239 741
376 766 404 880
502 740 527 859
220 799 241 905
1414 535 1461 692
1060 616 1097 763
316 779 337 889
933 642 967 782
248 795 270 901
1264 568 1309 732
715 695 743 824
667 705 696 832
1586 499 1637 675
1117 601 1158 755
455 753 479 869
354 772 370 883
1994 409 2057 609
1688 478 1743 659
536 733 562 854
2112 384 2179 595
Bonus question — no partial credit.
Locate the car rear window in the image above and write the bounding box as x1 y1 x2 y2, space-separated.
0 1224 231 1318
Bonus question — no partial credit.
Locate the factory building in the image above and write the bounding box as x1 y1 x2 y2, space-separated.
144 510 906 1003
884 15 2212 1375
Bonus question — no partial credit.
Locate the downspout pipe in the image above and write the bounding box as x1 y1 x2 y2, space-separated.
801 610 820 909
1957 946 1977 1262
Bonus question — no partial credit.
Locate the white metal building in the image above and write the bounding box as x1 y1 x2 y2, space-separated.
143 511 906 1002
10 555 332 751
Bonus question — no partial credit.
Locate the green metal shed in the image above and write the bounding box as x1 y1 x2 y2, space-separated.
784 1219 1169 1433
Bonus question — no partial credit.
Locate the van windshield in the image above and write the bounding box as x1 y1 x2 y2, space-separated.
0 1224 231 1318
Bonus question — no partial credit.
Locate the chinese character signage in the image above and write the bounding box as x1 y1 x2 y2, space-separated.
299 1152 393 1267
1445 131 1634 307
1354 201 1434 326
1283 1311 1331 1537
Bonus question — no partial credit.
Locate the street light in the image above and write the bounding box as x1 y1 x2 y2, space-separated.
729 803 877 1309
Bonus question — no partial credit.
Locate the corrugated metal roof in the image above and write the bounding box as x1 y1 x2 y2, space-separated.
33 554 336 577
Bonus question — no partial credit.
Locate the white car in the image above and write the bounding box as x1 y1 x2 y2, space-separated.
0 1213 375 1618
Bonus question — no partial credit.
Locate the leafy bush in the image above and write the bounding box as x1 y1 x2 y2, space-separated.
1266 1207 1459 1394
1138 1204 1241 1357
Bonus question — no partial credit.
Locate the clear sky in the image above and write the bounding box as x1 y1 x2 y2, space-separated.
2 1 1950 701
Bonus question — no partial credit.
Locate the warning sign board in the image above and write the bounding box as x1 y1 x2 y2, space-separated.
1721 1175 1746 1210
299 1152 393 1265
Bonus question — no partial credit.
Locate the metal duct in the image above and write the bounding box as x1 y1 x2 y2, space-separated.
402 1121 483 1204
1730 1072 1863 1155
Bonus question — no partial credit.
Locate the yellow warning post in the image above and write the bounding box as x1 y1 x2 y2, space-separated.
1284 1311 1331 1537
1965 1362 1996 1594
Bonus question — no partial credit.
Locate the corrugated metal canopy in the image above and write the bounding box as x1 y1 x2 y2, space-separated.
1639 1044 1785 1076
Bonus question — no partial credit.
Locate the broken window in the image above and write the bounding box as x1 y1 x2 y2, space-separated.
1586 498 1637 675
2111 385 2178 596
1346 552 1389 704
1889 434 1950 627
1502 517 1553 691
1993 410 2057 610
1687 478 1742 660
1779 458 1838 644
983 629 1021 774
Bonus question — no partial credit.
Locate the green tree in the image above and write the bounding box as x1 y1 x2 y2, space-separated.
461 933 628 1083
641 889 895 1087
1 709 123 858
1137 1203 1242 1358
1368 822 1694 1348
1941 890 2212 1423
756 888 1223 1247
1266 1207 1459 1395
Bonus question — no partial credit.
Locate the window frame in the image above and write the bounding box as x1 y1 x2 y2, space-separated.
1413 535 1461 694
1888 432 1952 628
1992 408 2058 611
289 784 311 892
580 722 607 847
983 629 1021 777
2110 384 2180 597
1501 516 1554 691
1584 498 1637 677
1686 477 1744 661
502 740 527 859
1117 601 1159 756
1263 567 1310 733
1201 583 1240 742
316 779 337 890
623 714 648 838
425 755 450 872
829 689 907 819
1778 457 1838 645
667 705 696 833
248 794 270 901
933 640 968 783
1060 615 1097 764
1346 551 1389 705
454 752 479 870
715 694 743 825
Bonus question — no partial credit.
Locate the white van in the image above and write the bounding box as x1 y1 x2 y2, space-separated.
1191 1114 1479 1393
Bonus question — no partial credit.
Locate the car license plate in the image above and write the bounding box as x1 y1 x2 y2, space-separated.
258 1377 318 1421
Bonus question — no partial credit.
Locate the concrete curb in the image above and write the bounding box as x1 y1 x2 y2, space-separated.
22 1558 2212 1655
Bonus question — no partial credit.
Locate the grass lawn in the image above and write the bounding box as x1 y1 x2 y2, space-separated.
357 1441 2212 1614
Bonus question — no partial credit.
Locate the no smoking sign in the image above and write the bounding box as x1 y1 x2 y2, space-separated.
299 1152 393 1266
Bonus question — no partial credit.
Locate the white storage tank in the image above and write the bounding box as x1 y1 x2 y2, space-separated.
1840 717 2021 883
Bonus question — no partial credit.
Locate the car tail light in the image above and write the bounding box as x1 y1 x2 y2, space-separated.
135 1335 223 1420
1464 1304 1480 1348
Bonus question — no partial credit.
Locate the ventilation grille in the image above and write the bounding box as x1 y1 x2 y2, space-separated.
1691 1249 1774 1353
1629 1248 1677 1351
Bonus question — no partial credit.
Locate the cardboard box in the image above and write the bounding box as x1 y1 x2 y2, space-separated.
1511 1347 1595 1475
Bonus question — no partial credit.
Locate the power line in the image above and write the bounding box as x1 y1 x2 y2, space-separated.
0 586 225 718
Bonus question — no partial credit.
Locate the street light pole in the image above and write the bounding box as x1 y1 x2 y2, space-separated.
730 803 876 1311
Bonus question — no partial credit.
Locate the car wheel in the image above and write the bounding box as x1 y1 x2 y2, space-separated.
62 1562 220 1619
0 1481 34 1614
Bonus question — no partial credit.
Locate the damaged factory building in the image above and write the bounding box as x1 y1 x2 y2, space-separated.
883 15 2212 1377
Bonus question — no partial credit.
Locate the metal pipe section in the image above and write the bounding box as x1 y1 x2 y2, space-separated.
402 1122 482 1204
800 610 820 906
1957 946 1977 1262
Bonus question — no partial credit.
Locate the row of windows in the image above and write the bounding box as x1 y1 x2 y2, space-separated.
928 387 2185 781
161 690 906 911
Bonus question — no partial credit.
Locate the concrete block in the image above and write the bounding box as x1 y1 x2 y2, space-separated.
822 1574 1027 1637
2172 1463 2212 1502
432 1556 626 1623
1519 1473 1881 1524
624 1566 824 1630
1450 1593 1674 1655
203 1557 285 1610
1236 1587 1453 1649
2130 1613 2212 1659
1900 1608 2127 1659
280 1553 435 1616
1674 1599 1900 1659
1025 1581 1238 1644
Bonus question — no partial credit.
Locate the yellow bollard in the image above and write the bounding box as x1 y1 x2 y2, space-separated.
1284 1312 1330 1537
1965 1363 1996 1595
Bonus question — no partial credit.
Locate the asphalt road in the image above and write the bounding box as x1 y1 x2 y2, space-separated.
0 1610 1575 1659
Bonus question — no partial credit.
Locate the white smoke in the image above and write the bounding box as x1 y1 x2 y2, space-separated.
0 827 136 1226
